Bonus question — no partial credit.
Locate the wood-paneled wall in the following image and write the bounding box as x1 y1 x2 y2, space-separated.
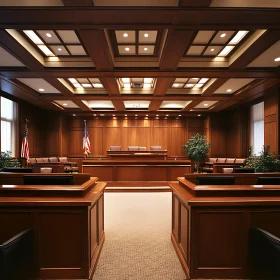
264 89 279 154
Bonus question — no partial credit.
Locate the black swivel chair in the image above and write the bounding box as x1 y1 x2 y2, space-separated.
0 228 35 280
196 176 235 185
248 227 280 279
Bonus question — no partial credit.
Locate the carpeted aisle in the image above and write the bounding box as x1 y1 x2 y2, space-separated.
93 192 187 280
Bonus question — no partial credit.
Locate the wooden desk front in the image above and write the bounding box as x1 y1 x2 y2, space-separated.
169 173 280 279
0 176 105 280
107 150 168 160
82 159 191 185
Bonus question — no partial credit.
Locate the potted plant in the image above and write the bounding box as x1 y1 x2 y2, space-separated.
0 151 21 171
182 133 210 173
245 145 280 172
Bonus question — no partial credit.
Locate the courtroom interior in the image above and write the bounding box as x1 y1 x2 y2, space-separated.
1 1 280 280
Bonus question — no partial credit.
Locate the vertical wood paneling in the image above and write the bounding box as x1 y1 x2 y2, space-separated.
211 131 227 156
170 127 185 156
69 130 83 155
45 130 59 156
153 127 168 149
89 127 103 155
106 127 122 150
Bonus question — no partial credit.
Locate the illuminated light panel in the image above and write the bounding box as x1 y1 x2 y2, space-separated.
125 47 130 51
82 84 92 88
211 48 215 51
174 84 179 87
200 78 209 84
229 31 248 44
227 89 232 92
274 57 280 62
185 84 194 88
204 103 208 106
38 45 55 56
144 78 153 83
92 83 103 88
58 48 62 51
63 103 67 106
73 83 82 88
220 33 226 38
194 84 203 88
123 83 131 88
144 33 149 37
123 33 128 37
144 47 148 51
68 78 78 83
143 84 152 88
39 88 45 92
46 33 52 38
122 78 130 83
23 30 43 44
218 46 235 56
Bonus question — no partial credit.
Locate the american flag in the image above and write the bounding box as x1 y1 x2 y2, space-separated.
21 123 29 162
83 121 91 156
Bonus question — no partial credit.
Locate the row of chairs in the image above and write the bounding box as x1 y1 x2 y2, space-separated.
196 176 280 185
110 146 162 151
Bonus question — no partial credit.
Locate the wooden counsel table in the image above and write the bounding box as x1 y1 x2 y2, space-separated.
169 173 280 279
0 174 106 280
107 150 168 160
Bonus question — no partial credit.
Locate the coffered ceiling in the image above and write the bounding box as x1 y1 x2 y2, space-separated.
1 0 280 117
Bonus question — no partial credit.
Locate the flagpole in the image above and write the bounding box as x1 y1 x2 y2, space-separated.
84 120 86 159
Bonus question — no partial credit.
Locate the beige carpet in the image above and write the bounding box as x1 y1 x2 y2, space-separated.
93 192 187 280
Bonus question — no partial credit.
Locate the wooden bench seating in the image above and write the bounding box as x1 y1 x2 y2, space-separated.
202 158 245 173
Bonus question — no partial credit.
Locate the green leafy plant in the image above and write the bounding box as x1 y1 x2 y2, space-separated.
245 146 280 172
0 151 21 171
182 133 210 173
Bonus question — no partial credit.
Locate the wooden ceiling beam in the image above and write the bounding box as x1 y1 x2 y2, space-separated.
72 100 92 111
230 30 280 70
179 0 211 7
98 77 120 95
78 30 114 71
0 30 43 71
43 78 74 97
112 100 126 111
62 0 94 6
159 30 194 70
182 101 201 111
153 78 173 96
149 100 162 111
201 78 229 96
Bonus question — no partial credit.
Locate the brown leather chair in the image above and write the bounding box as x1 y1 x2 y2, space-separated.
58 157 78 173
48 157 59 163
110 146 121 151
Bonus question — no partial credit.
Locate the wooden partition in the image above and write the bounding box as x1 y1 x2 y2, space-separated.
0 175 105 280
170 173 280 279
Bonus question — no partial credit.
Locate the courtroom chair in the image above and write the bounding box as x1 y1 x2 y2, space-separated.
128 146 139 151
196 176 235 185
216 158 226 163
248 227 280 279
257 177 280 185
150 146 162 150
233 168 255 173
40 167 52 173
24 175 73 185
58 157 78 173
110 146 121 151
48 157 59 163
29 158 36 165
201 157 217 173
0 228 35 280
235 158 246 165
138 146 146 151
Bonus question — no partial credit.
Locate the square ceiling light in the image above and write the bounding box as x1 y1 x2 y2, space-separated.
160 101 191 109
123 100 151 109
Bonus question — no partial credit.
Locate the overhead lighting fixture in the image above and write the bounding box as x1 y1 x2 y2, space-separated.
63 103 67 106
39 88 45 92
58 48 62 51
146 114 148 116
144 47 148 51
274 57 280 62
198 114 201 116
144 33 149 37
125 114 127 116
122 78 130 83
166 114 169 116
125 47 130 51
135 114 138 116
178 115 181 116
113 114 115 116
193 78 199 80
73 114 76 116
220 33 226 38
38 45 55 56
200 78 209 84
211 48 215 51
227 89 232 92
204 104 208 106
123 33 128 37
229 30 248 44
156 114 159 116
82 84 92 88
73 83 82 88
23 30 43 44
144 78 153 83
143 84 151 88
69 78 78 84
218 46 235 56
185 84 194 88
46 33 52 38
123 83 130 88
92 83 103 88
174 84 179 87
194 84 203 88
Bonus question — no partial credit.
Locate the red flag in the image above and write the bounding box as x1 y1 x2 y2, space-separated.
83 121 91 156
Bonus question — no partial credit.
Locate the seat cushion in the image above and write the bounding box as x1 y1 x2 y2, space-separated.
235 158 245 164
208 158 217 163
49 157 58 163
217 158 226 163
226 158 236 163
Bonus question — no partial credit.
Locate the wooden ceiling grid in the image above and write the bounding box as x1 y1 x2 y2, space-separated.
0 3 280 116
